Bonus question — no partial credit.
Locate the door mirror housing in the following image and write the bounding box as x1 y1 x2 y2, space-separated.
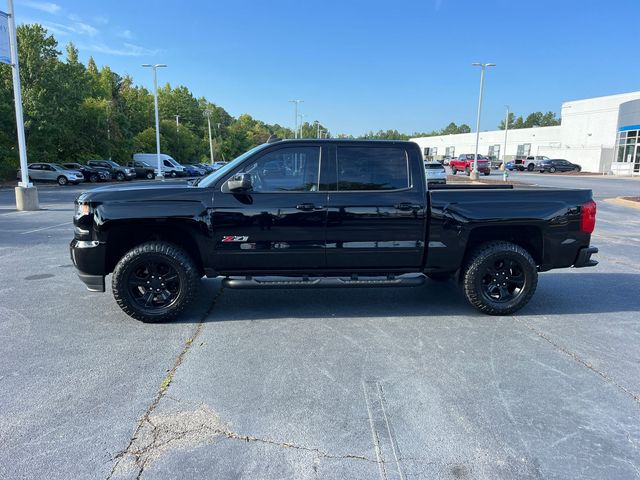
226 173 252 192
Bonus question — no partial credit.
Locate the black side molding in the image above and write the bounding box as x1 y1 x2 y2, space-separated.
77 272 106 292
573 246 598 268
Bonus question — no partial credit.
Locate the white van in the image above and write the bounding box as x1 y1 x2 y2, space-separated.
133 153 186 177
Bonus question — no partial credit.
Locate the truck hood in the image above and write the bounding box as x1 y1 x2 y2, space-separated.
76 180 200 204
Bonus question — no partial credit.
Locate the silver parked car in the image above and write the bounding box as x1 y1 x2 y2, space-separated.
424 161 447 184
17 163 85 185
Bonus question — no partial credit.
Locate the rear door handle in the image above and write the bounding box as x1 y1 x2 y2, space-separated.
296 203 323 211
394 202 421 211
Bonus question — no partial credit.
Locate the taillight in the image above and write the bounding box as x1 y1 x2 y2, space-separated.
580 200 596 234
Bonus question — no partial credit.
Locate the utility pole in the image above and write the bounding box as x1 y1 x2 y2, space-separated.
142 63 167 180
204 109 214 164
501 105 509 171
4 0 38 209
289 99 303 139
471 62 496 180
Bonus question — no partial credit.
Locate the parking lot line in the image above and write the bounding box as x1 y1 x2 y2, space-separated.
363 380 404 480
20 222 70 235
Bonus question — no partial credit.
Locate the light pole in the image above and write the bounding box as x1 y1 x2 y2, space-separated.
6 0 38 209
298 113 305 138
314 120 321 139
501 105 509 171
204 109 214 164
471 62 495 180
142 63 167 180
289 99 303 138
175 114 180 131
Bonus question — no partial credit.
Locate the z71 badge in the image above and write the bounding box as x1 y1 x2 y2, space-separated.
221 235 249 243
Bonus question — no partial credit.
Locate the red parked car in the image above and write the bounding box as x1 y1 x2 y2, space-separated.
450 154 491 176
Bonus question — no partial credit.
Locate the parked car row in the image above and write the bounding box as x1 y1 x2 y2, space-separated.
17 155 228 186
505 158 582 173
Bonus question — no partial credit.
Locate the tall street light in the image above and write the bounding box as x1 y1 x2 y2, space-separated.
142 63 167 179
204 109 214 164
471 62 495 180
289 99 303 138
298 113 305 138
501 105 509 171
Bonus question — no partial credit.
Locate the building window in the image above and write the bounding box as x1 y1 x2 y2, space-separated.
487 144 500 160
516 143 531 156
445 146 455 157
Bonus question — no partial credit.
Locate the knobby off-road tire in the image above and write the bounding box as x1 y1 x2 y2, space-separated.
112 241 200 322
462 241 537 315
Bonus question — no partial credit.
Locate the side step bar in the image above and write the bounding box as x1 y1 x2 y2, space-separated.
222 274 426 289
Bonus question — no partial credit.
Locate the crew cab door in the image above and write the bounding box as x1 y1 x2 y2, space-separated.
325 144 427 269
211 144 328 271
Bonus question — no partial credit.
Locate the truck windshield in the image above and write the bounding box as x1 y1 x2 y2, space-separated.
196 144 270 187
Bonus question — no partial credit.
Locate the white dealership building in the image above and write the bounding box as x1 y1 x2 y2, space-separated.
411 91 640 175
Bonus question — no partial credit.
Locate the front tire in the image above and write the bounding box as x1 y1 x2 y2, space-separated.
89 174 99 183
112 241 201 322
527 163 534 171
452 167 457 175
116 172 125 181
57 176 68 186
146 171 154 179
462 241 537 315
549 166 557 173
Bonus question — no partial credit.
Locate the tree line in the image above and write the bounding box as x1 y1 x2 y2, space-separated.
0 24 328 179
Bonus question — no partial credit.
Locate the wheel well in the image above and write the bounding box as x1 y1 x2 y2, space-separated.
104 222 205 275
465 226 543 266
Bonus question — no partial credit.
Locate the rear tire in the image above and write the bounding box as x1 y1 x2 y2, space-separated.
89 174 99 183
146 171 154 179
465 167 470 176
549 166 557 173
57 176 68 186
462 241 537 315
112 241 201 323
452 167 457 175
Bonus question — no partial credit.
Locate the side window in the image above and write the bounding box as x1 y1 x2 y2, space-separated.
337 146 409 191
30 164 41 170
241 147 320 192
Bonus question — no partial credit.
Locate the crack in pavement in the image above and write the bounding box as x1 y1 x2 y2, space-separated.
110 403 378 479
106 285 224 480
515 317 639 404
107 284 379 479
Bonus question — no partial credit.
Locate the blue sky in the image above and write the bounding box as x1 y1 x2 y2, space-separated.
12 0 640 136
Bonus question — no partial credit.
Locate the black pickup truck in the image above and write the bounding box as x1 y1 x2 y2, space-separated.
70 139 598 322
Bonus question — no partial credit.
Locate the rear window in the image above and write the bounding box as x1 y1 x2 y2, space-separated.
337 147 409 191
425 163 444 170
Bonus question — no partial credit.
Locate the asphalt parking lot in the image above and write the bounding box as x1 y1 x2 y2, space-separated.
0 176 639 480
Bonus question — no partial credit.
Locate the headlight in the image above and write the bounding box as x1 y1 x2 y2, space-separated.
74 202 91 219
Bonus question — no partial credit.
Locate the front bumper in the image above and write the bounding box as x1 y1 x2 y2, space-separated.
573 246 598 268
70 239 107 292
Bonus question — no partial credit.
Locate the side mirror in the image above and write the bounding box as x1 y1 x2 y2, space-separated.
226 173 252 192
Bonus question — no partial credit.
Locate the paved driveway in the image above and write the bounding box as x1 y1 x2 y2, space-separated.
0 180 638 479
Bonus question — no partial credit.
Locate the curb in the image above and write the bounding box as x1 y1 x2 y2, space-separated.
603 197 640 210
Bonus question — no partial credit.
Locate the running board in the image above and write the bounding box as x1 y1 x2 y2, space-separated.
222 274 426 289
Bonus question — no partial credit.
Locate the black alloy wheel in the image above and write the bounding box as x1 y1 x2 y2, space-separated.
527 164 534 171
112 241 200 322
462 241 537 315
89 173 99 183
116 172 125 181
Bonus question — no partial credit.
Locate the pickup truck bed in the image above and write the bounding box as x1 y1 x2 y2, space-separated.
70 139 597 322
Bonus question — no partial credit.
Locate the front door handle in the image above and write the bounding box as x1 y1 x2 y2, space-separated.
296 203 321 211
394 202 421 211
